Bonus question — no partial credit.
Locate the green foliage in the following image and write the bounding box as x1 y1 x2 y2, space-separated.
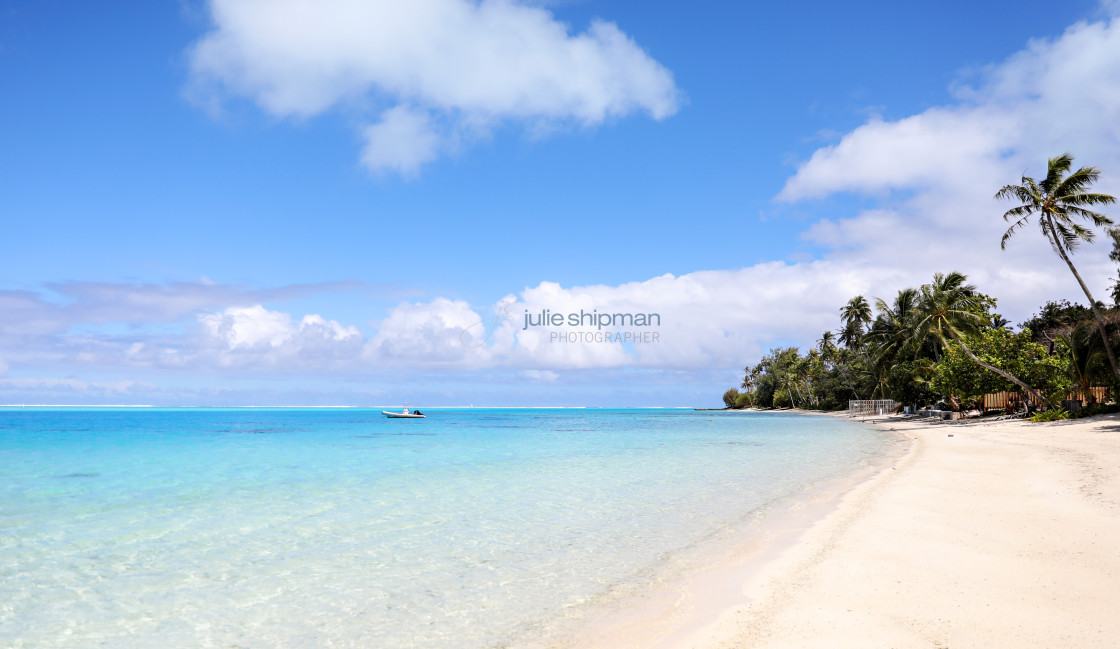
931 329 1069 409
1060 322 1112 397
1108 228 1120 306
722 388 740 408
1019 299 1094 351
1075 402 1120 418
998 153 1120 383
742 347 822 409
884 360 937 408
997 153 1116 253
726 266 1118 413
724 156 1120 411
1031 409 1071 422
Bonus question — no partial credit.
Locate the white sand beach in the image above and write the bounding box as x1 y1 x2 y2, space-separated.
563 413 1120 649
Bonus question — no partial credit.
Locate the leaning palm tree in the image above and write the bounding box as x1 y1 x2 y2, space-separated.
997 153 1118 379
913 271 1047 406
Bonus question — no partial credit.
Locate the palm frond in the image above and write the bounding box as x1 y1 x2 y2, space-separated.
1061 205 1112 224
1061 192 1116 208
1042 153 1074 194
1069 221 1095 243
1054 165 1102 197
994 184 1038 204
1000 204 1035 221
1024 176 1041 197
1048 219 1081 252
1001 213 1034 249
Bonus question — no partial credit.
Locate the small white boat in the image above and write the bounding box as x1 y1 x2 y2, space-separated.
382 408 425 419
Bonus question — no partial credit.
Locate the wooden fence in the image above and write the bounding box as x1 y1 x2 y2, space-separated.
983 387 1109 411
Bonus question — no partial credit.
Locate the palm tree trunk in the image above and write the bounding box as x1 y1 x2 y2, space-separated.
836 362 863 400
786 381 801 408
1046 219 1120 380
952 332 1049 407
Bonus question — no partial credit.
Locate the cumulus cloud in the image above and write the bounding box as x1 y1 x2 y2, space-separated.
198 305 363 369
777 11 1120 319
356 264 899 373
22 267 882 377
187 0 679 173
360 105 442 175
780 14 1120 204
12 9 1120 400
364 297 497 367
200 305 297 348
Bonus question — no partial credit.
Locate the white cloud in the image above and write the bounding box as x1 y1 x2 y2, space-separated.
777 108 1019 201
357 265 899 373
11 10 1120 396
776 11 1120 319
520 369 558 383
780 15 1120 204
95 265 885 375
187 0 679 173
505 265 897 370
0 377 152 395
0 289 68 338
365 297 496 367
200 305 295 348
198 305 363 368
360 105 442 175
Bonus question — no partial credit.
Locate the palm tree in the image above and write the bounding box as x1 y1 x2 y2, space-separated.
1109 228 1120 305
817 331 837 359
1061 321 1110 403
913 271 1047 406
991 314 1012 330
997 153 1118 379
865 289 921 399
839 295 872 348
867 288 919 365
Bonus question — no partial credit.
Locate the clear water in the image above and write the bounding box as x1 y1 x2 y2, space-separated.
0 408 893 648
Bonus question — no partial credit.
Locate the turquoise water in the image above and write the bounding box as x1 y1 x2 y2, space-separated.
0 408 893 648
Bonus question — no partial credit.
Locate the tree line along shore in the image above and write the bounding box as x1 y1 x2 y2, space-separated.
723 153 1120 423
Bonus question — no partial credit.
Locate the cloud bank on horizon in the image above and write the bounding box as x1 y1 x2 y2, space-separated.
187 0 680 175
6 5 1120 404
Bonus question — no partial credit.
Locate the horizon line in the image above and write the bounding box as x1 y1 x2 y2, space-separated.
0 404 699 410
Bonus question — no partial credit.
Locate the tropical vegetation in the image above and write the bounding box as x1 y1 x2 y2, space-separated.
723 154 1120 417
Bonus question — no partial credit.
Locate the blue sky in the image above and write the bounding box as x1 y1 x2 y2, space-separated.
2 0 1119 406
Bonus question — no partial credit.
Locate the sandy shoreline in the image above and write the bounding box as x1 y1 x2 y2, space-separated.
529 411 907 649
554 411 1120 649
677 413 1120 648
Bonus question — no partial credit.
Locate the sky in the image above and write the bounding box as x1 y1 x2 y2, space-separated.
3 0 1120 406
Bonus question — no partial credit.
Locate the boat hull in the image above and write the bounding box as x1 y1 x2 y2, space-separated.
382 411 426 418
